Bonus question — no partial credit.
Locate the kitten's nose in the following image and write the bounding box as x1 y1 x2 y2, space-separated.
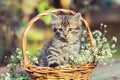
63 31 68 37
64 34 67 37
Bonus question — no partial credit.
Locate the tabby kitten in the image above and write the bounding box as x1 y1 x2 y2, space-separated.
39 13 83 67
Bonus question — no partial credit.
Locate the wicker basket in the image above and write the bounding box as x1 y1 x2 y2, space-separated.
22 9 97 80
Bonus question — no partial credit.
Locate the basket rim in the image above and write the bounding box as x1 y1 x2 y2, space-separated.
24 62 97 74
22 9 94 69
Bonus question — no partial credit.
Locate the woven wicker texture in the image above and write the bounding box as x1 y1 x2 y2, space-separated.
22 9 97 80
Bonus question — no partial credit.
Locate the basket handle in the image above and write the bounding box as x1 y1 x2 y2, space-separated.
22 9 93 67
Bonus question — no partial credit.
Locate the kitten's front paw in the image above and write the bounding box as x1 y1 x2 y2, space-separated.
49 62 59 67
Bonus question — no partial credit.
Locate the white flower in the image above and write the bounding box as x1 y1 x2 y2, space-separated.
100 23 103 26
101 51 105 55
112 37 117 42
26 51 30 54
96 56 105 60
83 30 87 34
79 58 83 62
103 37 107 42
107 49 112 53
111 44 116 48
107 53 112 58
104 25 107 28
69 55 74 61
93 39 96 45
94 48 99 53
112 50 117 53
69 29 117 65
93 30 102 37
103 63 107 65
81 38 85 41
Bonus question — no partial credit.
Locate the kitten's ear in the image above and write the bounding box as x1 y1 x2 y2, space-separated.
51 13 59 20
51 13 59 29
73 13 81 21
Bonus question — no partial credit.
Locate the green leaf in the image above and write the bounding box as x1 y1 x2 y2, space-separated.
37 0 54 25
41 15 52 25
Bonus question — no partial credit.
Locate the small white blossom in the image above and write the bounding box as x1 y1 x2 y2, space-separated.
112 37 117 42
69 55 74 61
107 53 112 58
111 44 116 48
103 37 107 42
112 50 117 53
104 30 107 33
104 25 107 28
81 38 85 41
100 23 103 26
69 28 117 65
103 63 107 65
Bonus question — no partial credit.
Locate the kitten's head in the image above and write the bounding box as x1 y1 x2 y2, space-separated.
51 13 82 42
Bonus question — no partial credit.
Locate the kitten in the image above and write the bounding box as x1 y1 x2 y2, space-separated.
38 13 83 67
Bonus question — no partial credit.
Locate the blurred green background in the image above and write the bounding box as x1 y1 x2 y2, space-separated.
0 0 120 66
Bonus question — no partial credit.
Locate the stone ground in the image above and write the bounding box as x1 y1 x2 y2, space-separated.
0 59 120 80
91 59 120 80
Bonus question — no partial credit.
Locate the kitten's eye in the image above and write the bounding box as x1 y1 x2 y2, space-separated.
75 27 80 30
68 28 74 31
58 28 63 31
53 28 57 32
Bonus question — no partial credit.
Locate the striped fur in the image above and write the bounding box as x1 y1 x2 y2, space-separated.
38 13 83 67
